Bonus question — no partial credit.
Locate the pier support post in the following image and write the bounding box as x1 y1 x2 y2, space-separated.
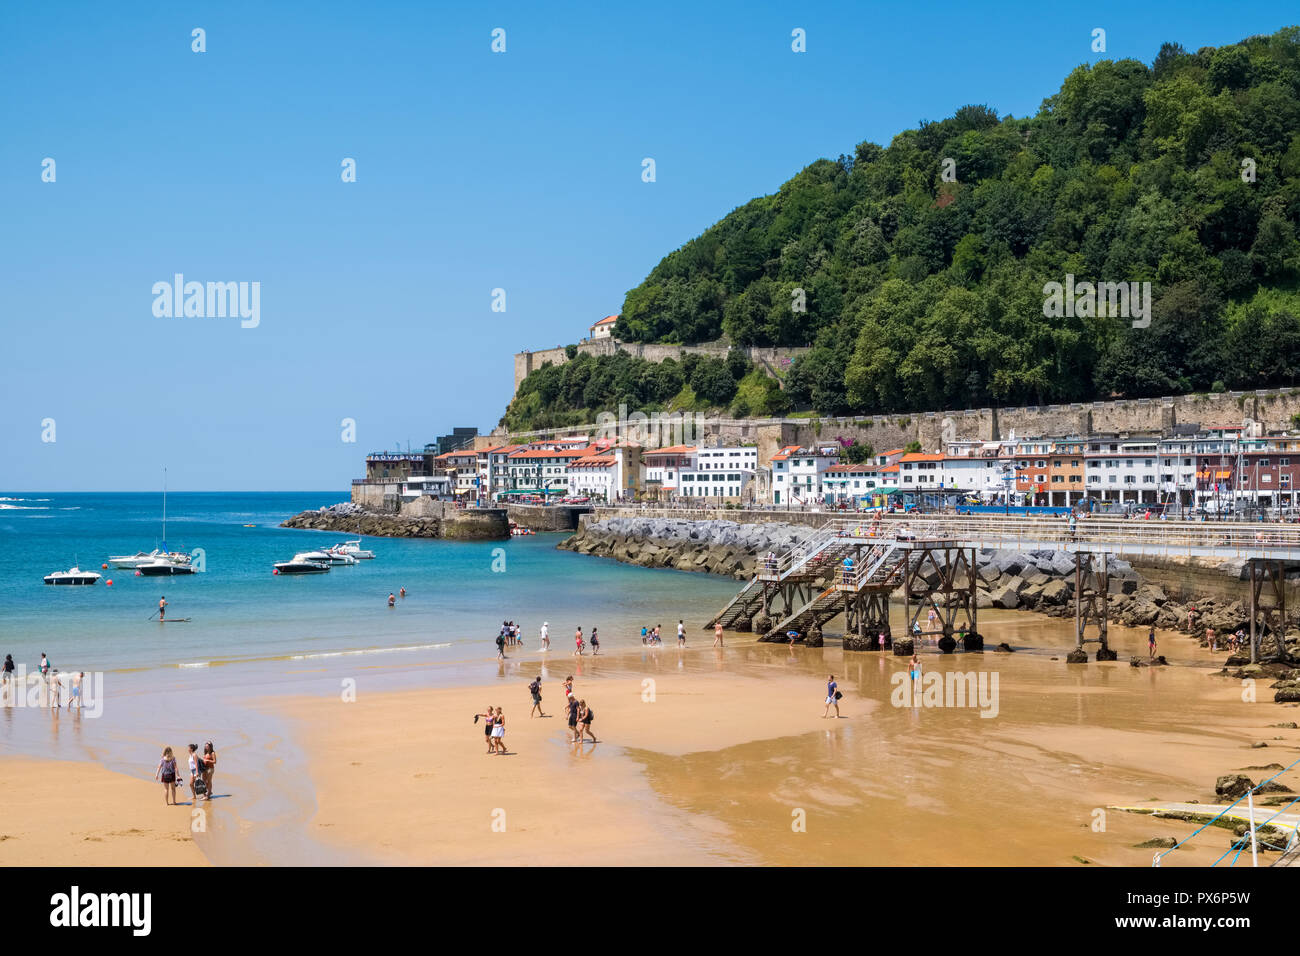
1248 559 1291 664
1069 551 1113 663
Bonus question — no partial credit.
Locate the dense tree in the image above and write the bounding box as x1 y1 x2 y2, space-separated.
511 29 1300 426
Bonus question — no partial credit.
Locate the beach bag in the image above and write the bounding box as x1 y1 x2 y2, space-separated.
193 775 207 796
834 691 842 700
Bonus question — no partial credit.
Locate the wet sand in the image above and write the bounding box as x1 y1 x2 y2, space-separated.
0 757 207 866
285 614 1300 866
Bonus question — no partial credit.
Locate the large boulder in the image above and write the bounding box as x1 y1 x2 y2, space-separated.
990 586 1021 609
1040 579 1069 605
1216 774 1254 800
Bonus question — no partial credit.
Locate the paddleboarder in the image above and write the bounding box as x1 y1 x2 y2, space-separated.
158 596 167 622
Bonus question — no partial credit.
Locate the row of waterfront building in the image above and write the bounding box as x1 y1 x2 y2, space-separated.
356 424 1300 512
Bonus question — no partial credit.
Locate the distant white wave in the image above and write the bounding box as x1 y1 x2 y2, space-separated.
289 642 452 661
0 504 49 510
178 661 211 669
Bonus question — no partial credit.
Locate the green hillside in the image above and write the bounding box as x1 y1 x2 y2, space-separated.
505 29 1300 430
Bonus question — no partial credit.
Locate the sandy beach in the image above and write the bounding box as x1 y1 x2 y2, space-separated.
0 757 207 866
2 611 1298 866
279 621 1300 866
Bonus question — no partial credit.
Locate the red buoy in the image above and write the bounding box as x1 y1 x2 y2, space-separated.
101 563 108 570
106 579 113 586
134 570 142 577
273 568 279 575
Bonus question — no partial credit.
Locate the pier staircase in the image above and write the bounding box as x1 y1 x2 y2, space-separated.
705 524 881 630
760 542 909 639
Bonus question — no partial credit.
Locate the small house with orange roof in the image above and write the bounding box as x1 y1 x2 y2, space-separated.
590 314 619 340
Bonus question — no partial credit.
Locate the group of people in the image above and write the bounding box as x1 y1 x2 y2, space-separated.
476 673 598 754
1 653 87 710
640 621 688 646
154 742 217 805
386 587 407 607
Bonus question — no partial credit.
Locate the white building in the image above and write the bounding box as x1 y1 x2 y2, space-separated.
642 445 696 498
566 446 640 502
822 463 886 502
678 446 758 501
769 445 842 505
590 315 618 340
506 447 586 496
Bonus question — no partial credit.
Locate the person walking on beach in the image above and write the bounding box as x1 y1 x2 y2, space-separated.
67 671 83 711
590 627 600 656
577 700 597 743
158 596 167 622
529 676 546 717
155 746 180 805
574 627 584 656
823 675 841 718
677 620 685 647
714 622 724 647
909 654 922 704
187 743 203 802
1148 627 1158 661
491 707 507 754
563 675 574 706
48 670 61 708
541 621 551 651
567 695 581 743
39 653 50 679
2 654 13 686
477 706 495 753
496 629 507 660
641 626 648 644
202 742 217 800
1206 627 1217 652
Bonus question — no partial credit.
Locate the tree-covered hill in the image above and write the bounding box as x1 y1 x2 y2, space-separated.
606 28 1300 417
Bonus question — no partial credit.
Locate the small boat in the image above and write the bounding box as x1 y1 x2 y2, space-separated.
508 522 535 536
44 567 102 586
274 553 332 574
137 558 197 576
335 539 375 560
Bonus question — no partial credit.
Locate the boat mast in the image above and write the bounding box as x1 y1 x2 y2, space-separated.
162 467 167 552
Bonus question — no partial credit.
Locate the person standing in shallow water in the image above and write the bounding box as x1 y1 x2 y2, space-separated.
1148 627 1157 661
155 746 179 805
590 627 600 656
823 674 840 718
714 622 724 647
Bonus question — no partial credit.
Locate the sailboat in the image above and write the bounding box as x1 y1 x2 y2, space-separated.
110 469 196 574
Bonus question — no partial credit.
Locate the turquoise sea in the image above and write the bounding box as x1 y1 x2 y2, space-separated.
0 491 738 677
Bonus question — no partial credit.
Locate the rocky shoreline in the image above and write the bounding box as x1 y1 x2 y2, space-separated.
561 516 1300 695
281 501 507 539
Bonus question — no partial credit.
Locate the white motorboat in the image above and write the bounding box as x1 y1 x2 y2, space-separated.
274 552 332 574
137 558 197 576
335 539 375 560
320 548 357 566
44 566 102 586
110 549 193 570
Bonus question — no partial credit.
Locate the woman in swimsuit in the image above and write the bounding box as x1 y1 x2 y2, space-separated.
478 705 496 753
590 627 599 655
155 746 179 805
574 627 584 656
578 700 597 743
202 742 217 800
491 707 506 754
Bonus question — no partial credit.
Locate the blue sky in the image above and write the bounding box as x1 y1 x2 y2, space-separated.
2 0 1295 491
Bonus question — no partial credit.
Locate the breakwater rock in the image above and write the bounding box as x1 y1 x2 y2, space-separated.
282 502 508 539
560 517 1293 642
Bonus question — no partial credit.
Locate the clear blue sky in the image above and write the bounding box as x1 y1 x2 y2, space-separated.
2 1 1294 491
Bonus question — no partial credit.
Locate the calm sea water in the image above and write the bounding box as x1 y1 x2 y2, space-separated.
0 492 738 677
